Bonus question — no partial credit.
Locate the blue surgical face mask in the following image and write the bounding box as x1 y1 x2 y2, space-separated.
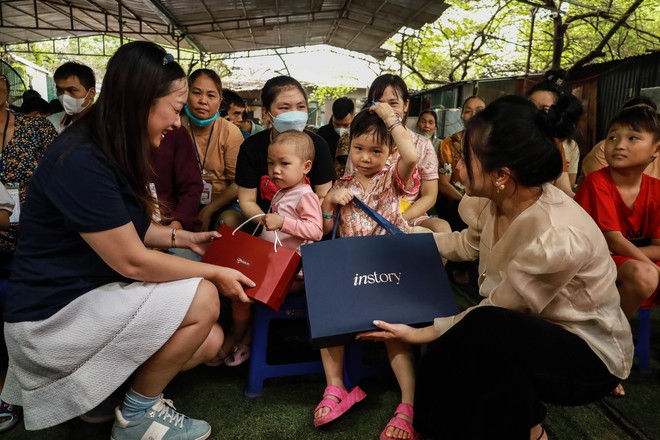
420 132 433 139
184 104 219 128
269 111 308 132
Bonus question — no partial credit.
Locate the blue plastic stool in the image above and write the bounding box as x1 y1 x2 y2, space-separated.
246 293 324 398
245 293 392 397
635 308 651 373
343 340 391 390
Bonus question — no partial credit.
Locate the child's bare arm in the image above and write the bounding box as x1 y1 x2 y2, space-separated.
604 230 657 266
321 188 353 235
391 123 417 184
640 238 660 262
371 102 417 183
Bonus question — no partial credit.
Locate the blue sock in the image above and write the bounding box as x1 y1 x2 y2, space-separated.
120 388 160 421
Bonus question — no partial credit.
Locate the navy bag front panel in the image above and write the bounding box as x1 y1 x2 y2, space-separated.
301 233 458 349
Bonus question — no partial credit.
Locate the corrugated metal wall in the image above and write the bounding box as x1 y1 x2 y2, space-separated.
596 51 660 140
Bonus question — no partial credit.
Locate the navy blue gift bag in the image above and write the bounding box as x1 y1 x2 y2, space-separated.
301 198 459 349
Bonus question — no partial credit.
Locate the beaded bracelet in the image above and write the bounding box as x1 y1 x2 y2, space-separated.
322 212 334 219
387 121 402 132
387 113 403 132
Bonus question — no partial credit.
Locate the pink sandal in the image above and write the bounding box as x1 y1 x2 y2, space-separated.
313 385 366 427
380 403 420 440
224 343 251 367
205 347 231 367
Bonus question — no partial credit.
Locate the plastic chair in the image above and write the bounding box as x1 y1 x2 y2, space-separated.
634 308 651 373
246 293 324 398
343 340 391 390
246 293 391 397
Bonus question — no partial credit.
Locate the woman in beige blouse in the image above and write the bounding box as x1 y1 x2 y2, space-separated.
182 69 246 231
359 95 632 440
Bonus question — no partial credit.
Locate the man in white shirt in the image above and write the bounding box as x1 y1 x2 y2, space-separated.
47 62 96 134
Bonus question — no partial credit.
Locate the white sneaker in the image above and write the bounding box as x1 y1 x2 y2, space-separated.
110 396 211 440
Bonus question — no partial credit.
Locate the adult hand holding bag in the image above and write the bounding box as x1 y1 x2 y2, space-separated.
202 215 301 311
301 198 458 349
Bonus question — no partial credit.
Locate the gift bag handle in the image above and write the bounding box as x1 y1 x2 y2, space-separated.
331 197 404 238
233 213 283 252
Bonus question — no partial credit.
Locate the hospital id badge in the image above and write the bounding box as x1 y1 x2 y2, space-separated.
200 175 213 205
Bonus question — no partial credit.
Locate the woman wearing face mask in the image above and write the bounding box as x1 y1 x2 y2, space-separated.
235 75 336 220
182 69 246 231
416 110 440 153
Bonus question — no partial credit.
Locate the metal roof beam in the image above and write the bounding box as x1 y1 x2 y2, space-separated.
141 0 204 55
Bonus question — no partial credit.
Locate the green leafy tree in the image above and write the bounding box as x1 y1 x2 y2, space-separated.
382 0 659 87
5 35 230 84
309 86 357 106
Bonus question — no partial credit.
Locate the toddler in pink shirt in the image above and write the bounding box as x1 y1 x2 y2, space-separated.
211 131 322 367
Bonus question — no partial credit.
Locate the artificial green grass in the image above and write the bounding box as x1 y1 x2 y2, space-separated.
4 289 660 439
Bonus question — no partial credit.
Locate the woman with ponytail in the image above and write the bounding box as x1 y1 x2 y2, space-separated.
2 42 254 439
358 95 632 440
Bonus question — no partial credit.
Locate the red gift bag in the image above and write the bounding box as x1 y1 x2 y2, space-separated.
202 224 301 311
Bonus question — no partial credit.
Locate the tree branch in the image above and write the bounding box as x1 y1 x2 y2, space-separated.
569 0 645 72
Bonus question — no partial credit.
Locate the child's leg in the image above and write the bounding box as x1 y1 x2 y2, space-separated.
314 344 366 427
385 341 415 404
219 301 252 357
382 340 417 439
224 316 252 367
617 260 659 317
314 346 346 420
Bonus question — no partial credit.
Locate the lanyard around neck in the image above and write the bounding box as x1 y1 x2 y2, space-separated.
0 110 10 176
190 122 215 173
1 110 9 152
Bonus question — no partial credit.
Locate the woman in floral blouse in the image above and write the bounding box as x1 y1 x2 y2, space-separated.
436 95 486 231
0 75 57 258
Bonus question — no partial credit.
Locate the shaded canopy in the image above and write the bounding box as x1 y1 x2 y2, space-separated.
0 0 449 59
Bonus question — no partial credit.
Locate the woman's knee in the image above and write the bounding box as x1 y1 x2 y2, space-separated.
189 280 220 323
200 323 224 361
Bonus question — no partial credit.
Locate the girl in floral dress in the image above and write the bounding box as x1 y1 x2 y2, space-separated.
312 102 421 440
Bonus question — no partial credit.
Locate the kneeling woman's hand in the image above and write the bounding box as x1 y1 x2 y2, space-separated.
357 320 437 345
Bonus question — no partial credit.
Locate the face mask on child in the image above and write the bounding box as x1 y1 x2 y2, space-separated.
269 111 308 132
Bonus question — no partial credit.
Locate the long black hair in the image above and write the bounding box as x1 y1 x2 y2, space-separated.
86 41 185 214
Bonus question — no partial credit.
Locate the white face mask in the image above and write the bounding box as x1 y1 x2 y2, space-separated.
334 127 349 137
58 91 91 116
